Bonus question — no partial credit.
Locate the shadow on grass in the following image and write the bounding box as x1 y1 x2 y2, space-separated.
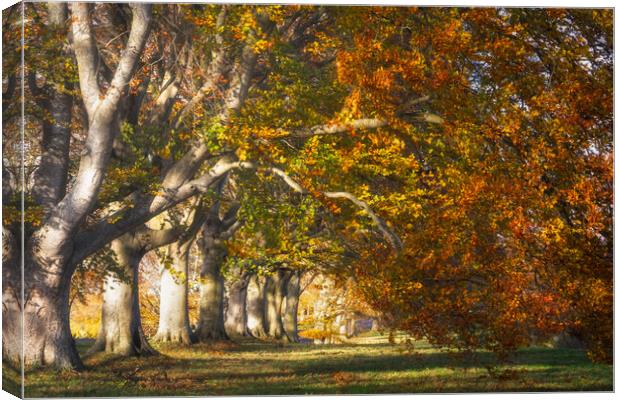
23 339 612 397
2 359 22 397
77 339 607 376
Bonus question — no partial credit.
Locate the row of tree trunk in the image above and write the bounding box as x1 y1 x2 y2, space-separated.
90 223 303 356
227 269 301 342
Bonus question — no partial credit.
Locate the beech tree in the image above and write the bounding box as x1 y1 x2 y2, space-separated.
3 4 610 371
194 188 241 342
338 8 612 362
224 270 251 337
89 225 179 356
282 270 302 342
245 273 269 338
4 3 153 369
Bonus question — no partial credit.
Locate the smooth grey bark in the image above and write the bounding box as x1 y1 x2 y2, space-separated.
264 275 278 338
0 4 153 370
194 229 228 342
63 7 243 269
336 314 354 338
21 253 81 369
89 234 155 356
265 270 287 340
371 319 381 332
28 3 73 211
346 318 356 338
30 3 72 210
66 7 259 268
154 240 193 344
3 3 402 371
31 89 72 208
153 199 208 345
2 228 21 367
89 225 178 356
282 271 301 343
194 191 241 342
224 273 250 337
246 274 268 338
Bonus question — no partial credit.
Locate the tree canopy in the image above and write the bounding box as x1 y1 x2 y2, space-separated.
1 4 612 370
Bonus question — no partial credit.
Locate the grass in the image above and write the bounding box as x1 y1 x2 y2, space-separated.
17 334 613 397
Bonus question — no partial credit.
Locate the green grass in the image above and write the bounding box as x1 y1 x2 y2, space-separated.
20 335 612 397
2 358 22 398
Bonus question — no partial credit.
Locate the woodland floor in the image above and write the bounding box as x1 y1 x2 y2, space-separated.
6 333 613 397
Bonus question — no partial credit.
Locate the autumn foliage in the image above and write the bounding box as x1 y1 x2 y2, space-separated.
338 8 612 363
3 4 612 371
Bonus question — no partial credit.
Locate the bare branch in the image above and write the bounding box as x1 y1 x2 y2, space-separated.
220 219 243 240
170 5 229 130
42 4 153 248
283 95 441 139
288 118 387 139
100 4 153 111
417 112 444 124
221 202 241 229
143 227 181 250
267 167 403 252
70 3 101 114
323 191 403 251
70 156 251 265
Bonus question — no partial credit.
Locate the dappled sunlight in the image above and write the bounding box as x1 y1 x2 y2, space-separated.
3 3 612 396
23 337 612 397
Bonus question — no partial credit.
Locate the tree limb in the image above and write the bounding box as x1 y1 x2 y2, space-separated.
69 156 251 265
170 5 229 130
220 219 243 240
70 3 101 115
41 4 153 258
144 227 182 251
288 118 387 139
283 95 441 139
261 165 402 252
99 4 153 113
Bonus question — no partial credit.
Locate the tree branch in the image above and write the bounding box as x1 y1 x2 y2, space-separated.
221 202 241 229
220 219 243 240
69 156 250 265
143 227 181 251
70 3 101 115
170 5 229 130
266 166 403 252
283 95 441 139
288 118 387 139
42 4 153 254
99 4 153 112
322 191 403 251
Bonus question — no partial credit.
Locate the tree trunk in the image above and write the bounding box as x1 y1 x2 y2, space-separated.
0 4 152 372
224 273 249 337
246 273 268 338
346 317 356 338
282 271 301 343
6 243 84 370
22 284 82 369
89 235 156 356
154 241 192 344
31 4 72 210
265 270 287 340
2 229 22 368
31 89 72 209
194 240 228 342
371 318 383 332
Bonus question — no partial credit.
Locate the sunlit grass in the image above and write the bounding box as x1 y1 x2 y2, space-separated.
20 335 612 397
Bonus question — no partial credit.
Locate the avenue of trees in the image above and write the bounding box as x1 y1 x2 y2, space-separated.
1 3 612 372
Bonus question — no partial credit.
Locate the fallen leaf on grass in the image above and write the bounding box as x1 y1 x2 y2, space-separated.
332 371 356 386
